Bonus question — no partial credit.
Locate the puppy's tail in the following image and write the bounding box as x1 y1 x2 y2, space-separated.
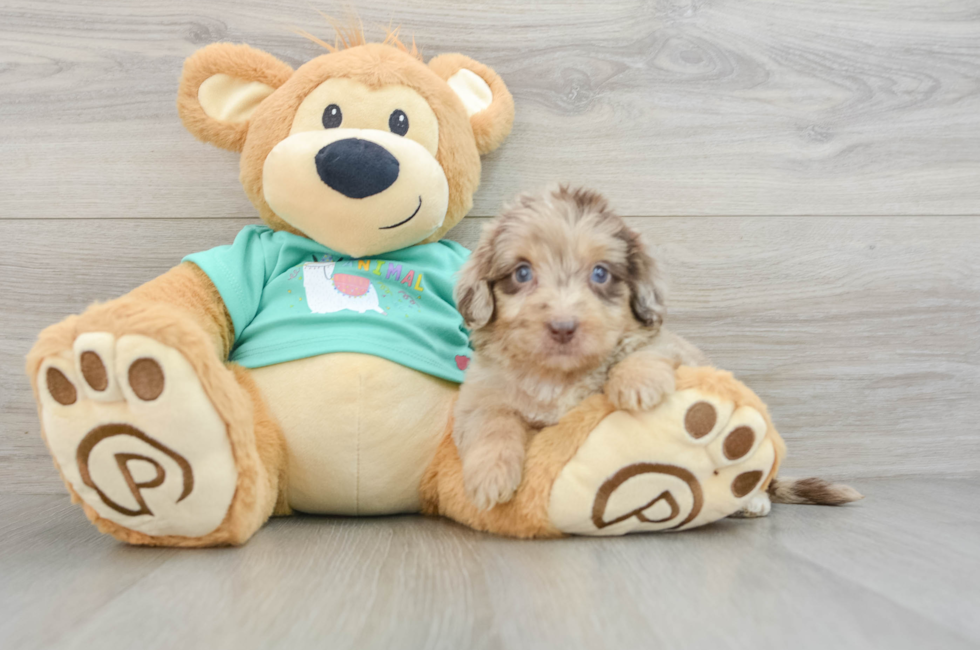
767 476 863 506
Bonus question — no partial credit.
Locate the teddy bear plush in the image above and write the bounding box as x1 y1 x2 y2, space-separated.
26 32 785 546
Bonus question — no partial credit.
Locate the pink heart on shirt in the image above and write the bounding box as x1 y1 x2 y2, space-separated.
455 355 470 371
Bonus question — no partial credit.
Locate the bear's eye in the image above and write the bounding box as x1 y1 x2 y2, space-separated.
389 109 409 136
322 104 342 129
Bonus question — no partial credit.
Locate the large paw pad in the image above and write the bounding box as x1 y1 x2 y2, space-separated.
549 389 777 535
37 333 237 538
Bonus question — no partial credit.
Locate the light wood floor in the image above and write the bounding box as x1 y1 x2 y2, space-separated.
1 1 979 648
2 479 979 650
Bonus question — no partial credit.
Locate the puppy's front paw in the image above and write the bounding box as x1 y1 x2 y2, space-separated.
462 446 525 511
605 363 676 412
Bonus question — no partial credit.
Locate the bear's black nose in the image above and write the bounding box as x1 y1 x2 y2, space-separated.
314 138 400 199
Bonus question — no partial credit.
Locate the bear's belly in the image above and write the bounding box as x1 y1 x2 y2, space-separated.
250 353 457 515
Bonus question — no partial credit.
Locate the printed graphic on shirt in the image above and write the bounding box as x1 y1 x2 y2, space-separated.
289 254 434 321
183 225 472 380
303 261 384 314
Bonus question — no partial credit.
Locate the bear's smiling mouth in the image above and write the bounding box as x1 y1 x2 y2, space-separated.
379 196 423 230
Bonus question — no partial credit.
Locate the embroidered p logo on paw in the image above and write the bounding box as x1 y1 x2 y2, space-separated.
76 423 194 518
37 333 237 538
549 389 777 535
591 463 703 531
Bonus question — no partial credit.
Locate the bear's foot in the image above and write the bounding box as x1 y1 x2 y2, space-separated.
548 385 779 535
36 332 240 540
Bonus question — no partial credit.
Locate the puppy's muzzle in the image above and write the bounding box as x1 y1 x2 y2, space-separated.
548 319 579 344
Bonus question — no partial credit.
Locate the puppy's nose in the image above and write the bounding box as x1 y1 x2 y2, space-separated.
315 138 399 199
548 320 578 344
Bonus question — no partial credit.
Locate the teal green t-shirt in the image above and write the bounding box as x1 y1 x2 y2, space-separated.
183 225 472 383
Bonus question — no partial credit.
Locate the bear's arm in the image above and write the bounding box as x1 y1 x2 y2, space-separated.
126 261 235 359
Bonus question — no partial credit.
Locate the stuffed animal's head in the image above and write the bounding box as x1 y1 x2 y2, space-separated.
177 34 514 257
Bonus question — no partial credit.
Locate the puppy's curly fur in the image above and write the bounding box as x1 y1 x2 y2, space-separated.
453 186 708 510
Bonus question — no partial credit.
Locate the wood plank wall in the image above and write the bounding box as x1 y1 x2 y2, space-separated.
1 1 978 493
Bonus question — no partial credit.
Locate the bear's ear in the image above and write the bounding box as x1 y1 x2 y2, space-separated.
428 54 515 156
177 43 294 152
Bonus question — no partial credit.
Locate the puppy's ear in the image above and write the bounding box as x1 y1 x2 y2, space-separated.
619 227 667 328
455 222 500 329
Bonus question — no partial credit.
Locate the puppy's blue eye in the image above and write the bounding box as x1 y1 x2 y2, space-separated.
591 265 610 284
514 264 533 283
